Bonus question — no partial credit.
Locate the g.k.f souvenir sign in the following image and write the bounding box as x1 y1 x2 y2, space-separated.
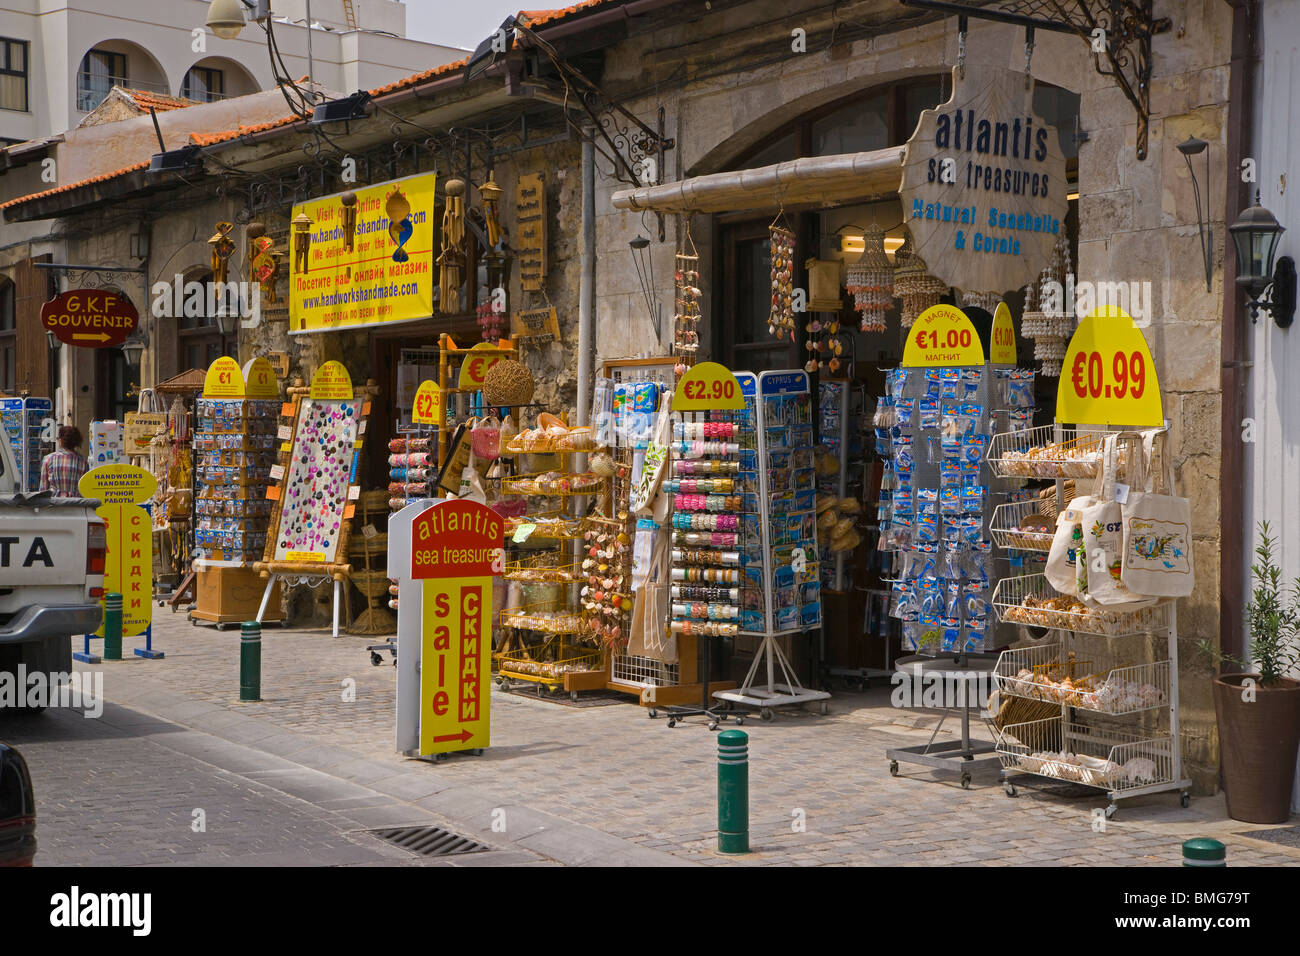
899 64 1069 293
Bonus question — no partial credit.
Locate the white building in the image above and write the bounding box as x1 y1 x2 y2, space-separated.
0 0 465 146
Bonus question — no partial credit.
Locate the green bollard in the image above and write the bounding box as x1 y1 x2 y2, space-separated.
103 592 123 661
240 621 262 702
718 729 749 854
1183 838 1226 867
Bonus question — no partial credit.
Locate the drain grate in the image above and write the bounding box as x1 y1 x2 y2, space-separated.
370 825 491 858
1236 825 1300 849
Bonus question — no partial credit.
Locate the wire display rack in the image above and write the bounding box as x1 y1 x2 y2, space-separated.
996 718 1180 797
993 642 1170 716
989 499 1057 552
987 423 1108 480
993 573 1174 638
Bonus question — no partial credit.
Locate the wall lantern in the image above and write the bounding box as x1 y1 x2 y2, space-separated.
129 231 150 260
1229 195 1296 329
120 331 147 375
45 329 61 353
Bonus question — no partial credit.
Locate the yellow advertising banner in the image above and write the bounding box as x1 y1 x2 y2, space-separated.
78 463 156 506
419 576 492 755
95 502 152 637
290 173 437 334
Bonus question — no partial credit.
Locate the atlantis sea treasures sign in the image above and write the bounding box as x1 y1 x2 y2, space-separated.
899 64 1068 292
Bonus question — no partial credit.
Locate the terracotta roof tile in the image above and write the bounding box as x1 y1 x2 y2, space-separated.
188 113 304 147
122 89 199 112
518 1 614 27
0 158 151 211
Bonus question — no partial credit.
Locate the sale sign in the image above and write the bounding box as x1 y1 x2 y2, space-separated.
411 380 443 425
990 302 1017 364
902 304 985 367
411 499 504 755
203 356 245 398
673 361 745 410
457 342 505 391
79 466 153 638
41 290 139 349
1056 305 1163 426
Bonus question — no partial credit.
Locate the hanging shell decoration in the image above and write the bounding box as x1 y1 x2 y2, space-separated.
1021 231 1075 376
893 233 947 330
960 290 1002 314
673 228 702 377
438 178 467 314
844 222 893 334
768 225 796 340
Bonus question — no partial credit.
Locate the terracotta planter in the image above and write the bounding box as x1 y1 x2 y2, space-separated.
1212 674 1300 824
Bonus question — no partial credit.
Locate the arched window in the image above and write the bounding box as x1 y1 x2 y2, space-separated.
0 278 15 394
177 270 238 370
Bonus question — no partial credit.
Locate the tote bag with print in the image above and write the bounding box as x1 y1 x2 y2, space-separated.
1078 434 1158 609
1121 430 1194 597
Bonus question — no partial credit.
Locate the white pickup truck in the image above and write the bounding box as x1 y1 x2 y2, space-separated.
0 430 105 705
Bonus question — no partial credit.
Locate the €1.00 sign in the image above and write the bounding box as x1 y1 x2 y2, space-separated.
902 304 985 367
410 499 504 755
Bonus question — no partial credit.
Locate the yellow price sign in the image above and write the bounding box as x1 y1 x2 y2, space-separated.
412 380 443 425
990 302 1017 365
94 502 152 637
673 361 744 411
1056 306 1163 426
309 360 354 400
79 464 156 506
458 342 504 390
243 356 280 398
202 356 245 398
902 304 986 367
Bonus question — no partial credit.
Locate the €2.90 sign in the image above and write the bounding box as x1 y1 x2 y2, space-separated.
410 499 504 755
673 361 744 411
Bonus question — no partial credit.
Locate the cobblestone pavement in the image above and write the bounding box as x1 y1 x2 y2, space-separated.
6 611 1299 866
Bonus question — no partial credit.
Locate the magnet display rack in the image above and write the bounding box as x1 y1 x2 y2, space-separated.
988 423 1192 817
712 370 830 720
0 397 53 492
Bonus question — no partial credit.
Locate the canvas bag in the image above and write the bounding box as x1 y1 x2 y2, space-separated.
1078 434 1159 609
631 392 673 519
628 527 677 664
1045 469 1100 598
125 388 167 455
1121 430 1194 597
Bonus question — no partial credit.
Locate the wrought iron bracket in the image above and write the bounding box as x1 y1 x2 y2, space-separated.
899 0 1172 160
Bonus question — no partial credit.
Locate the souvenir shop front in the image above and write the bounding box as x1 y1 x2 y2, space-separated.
605 61 1198 811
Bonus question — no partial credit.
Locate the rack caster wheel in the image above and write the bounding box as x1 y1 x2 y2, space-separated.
1105 804 1118 820
370 652 383 667
469 748 484 756
1004 783 1018 797
889 760 900 777
569 691 579 702
760 707 774 722
667 718 677 728
818 701 829 716
433 753 448 763
961 774 972 790
498 679 510 692
647 708 658 719
1180 791 1191 808
708 721 719 731
735 716 745 726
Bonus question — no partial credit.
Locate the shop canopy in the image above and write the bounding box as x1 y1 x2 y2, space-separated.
610 145 904 214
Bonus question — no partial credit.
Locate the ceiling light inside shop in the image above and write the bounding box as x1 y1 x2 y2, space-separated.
840 235 905 258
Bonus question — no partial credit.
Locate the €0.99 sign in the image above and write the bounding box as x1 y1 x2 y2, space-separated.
1056 305 1163 427
410 499 504 755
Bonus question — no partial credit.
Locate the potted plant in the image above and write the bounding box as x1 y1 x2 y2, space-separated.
1202 521 1300 823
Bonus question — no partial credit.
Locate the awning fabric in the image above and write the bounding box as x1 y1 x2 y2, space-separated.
610 146 905 214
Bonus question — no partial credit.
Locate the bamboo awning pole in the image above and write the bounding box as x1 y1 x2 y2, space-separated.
610 146 906 214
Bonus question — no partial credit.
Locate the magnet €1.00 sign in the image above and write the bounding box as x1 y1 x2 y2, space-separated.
41 290 140 349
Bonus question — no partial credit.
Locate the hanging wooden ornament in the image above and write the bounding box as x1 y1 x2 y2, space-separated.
845 222 893 334
768 224 796 341
438 178 467 314
339 190 358 252
291 212 313 274
673 225 702 377
477 173 504 248
893 233 947 329
208 222 236 285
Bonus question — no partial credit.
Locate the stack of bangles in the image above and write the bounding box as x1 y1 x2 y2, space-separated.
388 481 429 495
672 493 743 512
671 566 740 583
672 441 740 459
673 531 739 547
672 585 740 602
672 512 739 531
670 620 739 637
662 477 734 494
671 602 740 621
674 459 739 475
674 421 738 440
672 548 739 566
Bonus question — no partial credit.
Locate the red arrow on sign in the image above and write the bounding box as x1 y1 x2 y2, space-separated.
431 730 474 744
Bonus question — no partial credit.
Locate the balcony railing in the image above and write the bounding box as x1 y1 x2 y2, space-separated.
75 73 170 112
